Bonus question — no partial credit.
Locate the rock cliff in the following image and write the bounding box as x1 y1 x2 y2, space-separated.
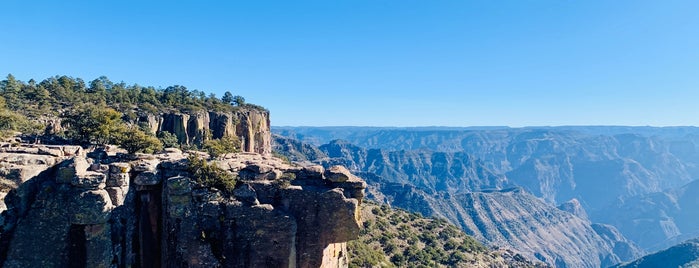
141 108 271 155
0 144 365 268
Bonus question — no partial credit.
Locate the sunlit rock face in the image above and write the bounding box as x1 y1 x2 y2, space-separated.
145 107 271 155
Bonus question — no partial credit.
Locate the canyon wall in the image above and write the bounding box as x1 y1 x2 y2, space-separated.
141 108 271 155
0 145 365 267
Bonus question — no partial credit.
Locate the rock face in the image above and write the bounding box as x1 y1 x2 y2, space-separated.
443 188 641 268
0 146 365 267
142 108 271 155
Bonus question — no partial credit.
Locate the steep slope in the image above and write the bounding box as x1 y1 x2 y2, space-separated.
363 179 643 267
273 135 647 267
612 238 699 268
449 188 639 267
349 202 548 267
597 179 699 250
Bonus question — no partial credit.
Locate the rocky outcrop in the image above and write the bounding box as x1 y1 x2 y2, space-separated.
141 107 271 155
558 199 588 221
0 146 365 267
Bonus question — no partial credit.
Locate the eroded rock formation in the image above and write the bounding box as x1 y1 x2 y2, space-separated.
140 108 271 155
0 145 365 268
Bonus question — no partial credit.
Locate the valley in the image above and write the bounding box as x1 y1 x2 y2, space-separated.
274 126 699 267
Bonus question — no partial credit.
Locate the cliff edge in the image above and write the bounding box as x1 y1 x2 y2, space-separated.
0 145 365 268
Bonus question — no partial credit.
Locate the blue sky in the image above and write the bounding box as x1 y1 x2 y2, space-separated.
1 1 698 127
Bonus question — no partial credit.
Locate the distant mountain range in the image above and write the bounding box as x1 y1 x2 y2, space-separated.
273 126 699 267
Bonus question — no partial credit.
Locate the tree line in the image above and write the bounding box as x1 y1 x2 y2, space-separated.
0 74 257 156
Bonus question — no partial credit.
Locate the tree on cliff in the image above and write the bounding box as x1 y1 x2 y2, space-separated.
0 96 43 139
63 104 125 145
119 126 163 154
62 104 163 153
203 135 241 158
0 74 265 146
233 95 245 106
222 91 234 104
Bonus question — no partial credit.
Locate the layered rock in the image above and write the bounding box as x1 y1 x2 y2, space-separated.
0 146 365 267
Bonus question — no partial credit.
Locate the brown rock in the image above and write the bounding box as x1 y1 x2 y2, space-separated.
109 162 131 174
324 165 354 182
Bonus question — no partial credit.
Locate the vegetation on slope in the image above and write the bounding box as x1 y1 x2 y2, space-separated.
348 202 547 268
612 238 699 268
0 74 260 155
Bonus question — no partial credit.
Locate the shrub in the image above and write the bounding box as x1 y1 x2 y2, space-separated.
118 126 163 154
203 135 240 158
157 131 180 148
187 155 236 193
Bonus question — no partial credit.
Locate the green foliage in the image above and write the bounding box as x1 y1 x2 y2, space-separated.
187 155 237 194
222 91 234 104
0 108 43 139
348 240 394 268
232 95 245 106
203 135 240 158
0 73 266 145
118 126 163 154
62 104 125 145
349 202 495 268
157 131 180 148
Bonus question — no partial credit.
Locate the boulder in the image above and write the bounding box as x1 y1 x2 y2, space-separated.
70 190 113 224
71 171 107 189
233 184 260 205
131 159 158 172
324 165 354 182
55 157 90 184
105 186 128 206
134 171 161 186
296 165 324 180
109 162 131 174
106 173 129 187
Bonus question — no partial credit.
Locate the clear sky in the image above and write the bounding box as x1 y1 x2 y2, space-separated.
1 1 698 127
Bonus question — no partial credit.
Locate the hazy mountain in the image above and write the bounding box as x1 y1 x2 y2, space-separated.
273 126 699 214
612 238 699 268
597 179 699 250
270 126 699 266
